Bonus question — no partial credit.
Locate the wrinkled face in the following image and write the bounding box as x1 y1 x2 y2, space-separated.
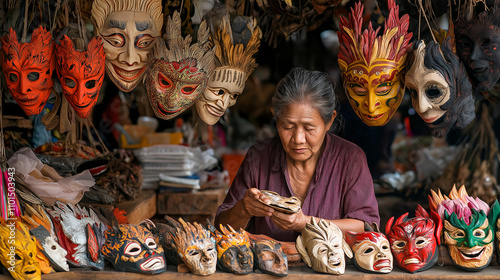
406 44 451 124
195 67 246 125
444 213 493 270
102 225 166 274
456 18 500 92
387 218 437 273
254 240 288 276
0 27 54 116
55 36 105 119
342 60 403 126
0 226 41 280
147 58 208 120
306 235 346 274
276 102 333 163
219 245 254 274
181 238 217 275
349 233 392 273
99 11 159 92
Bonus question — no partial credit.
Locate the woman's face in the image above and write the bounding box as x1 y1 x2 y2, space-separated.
276 102 334 163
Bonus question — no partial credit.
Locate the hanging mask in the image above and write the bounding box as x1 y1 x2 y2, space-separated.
55 35 105 119
167 218 217 275
0 26 55 116
0 221 41 280
455 8 500 93
212 224 253 274
29 226 69 272
405 38 475 138
195 14 261 125
385 205 441 273
146 11 215 120
345 223 393 273
101 224 166 274
252 239 288 276
296 218 352 275
337 0 412 126
91 0 163 92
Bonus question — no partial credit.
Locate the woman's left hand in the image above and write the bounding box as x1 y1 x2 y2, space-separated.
270 209 309 232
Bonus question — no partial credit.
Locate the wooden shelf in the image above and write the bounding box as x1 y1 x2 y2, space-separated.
115 190 157 224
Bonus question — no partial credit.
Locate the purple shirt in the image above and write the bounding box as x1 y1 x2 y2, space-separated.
215 133 380 242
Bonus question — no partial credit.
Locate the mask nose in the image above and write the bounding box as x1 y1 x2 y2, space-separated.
416 91 432 114
363 94 381 114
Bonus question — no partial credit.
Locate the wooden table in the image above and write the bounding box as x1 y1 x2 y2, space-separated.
2 264 500 280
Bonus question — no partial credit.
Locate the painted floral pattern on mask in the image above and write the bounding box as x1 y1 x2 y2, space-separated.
55 35 105 119
385 205 441 273
0 26 55 116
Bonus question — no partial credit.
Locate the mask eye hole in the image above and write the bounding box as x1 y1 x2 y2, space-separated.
124 242 142 256
28 72 39 81
231 93 239 99
158 72 173 89
453 231 465 238
473 229 485 238
181 85 198 95
188 250 200 256
206 245 215 252
145 237 157 249
363 247 374 254
51 245 57 250
9 73 18 82
85 80 96 89
394 241 406 249
15 254 21 260
382 244 389 250
65 78 76 88
426 87 442 99
217 89 225 95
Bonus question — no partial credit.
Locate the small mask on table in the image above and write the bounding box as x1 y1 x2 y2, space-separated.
29 226 69 272
257 190 301 214
101 224 166 274
385 205 441 273
167 218 217 275
345 222 392 273
210 223 254 274
253 239 288 276
296 217 352 275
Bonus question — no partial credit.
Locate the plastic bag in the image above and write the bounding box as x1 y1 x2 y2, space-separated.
7 147 94 206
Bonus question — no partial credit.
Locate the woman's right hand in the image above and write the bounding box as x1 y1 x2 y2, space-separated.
241 188 275 218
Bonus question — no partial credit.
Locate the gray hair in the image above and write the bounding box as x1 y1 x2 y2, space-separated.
272 67 340 132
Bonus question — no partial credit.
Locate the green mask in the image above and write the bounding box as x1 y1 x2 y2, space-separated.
443 209 493 271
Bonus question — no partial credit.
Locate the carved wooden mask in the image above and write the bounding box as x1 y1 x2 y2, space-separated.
253 239 288 276
345 224 392 273
212 224 254 274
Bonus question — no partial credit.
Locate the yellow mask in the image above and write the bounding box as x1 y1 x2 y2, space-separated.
0 220 41 280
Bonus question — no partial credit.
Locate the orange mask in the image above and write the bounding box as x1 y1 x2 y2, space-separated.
0 27 55 116
55 35 106 119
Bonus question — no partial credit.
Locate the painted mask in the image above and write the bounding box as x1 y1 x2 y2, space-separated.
211 224 253 274
91 0 163 92
337 0 411 126
55 35 105 119
195 15 261 125
345 223 393 273
296 218 352 275
405 38 475 138
0 26 54 116
253 239 288 276
29 226 69 272
168 218 217 275
444 209 493 271
101 224 166 274
0 221 41 280
385 205 441 273
146 11 215 120
456 8 500 93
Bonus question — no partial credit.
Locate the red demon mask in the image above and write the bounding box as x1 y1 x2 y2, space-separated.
55 35 105 119
0 26 55 116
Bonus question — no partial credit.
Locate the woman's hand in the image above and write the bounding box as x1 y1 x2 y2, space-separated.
241 188 275 218
270 209 309 232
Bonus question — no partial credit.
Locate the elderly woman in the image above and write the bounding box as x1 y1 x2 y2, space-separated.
215 68 379 242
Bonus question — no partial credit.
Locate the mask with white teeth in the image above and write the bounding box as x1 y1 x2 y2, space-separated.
385 205 440 273
345 223 393 273
444 209 493 271
296 217 353 275
101 224 166 274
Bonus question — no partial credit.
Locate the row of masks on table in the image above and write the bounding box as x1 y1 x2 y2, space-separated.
337 0 499 137
295 184 500 275
0 0 261 127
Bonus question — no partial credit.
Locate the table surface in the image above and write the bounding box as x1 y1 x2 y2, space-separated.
2 264 500 280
